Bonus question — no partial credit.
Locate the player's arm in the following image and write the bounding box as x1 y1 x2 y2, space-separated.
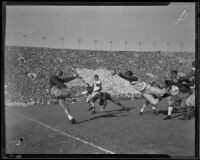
62 76 76 83
51 76 66 88
118 72 127 79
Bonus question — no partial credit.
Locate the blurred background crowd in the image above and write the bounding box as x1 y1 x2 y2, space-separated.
4 46 195 104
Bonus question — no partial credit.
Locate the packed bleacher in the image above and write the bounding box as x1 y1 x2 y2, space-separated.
4 46 195 104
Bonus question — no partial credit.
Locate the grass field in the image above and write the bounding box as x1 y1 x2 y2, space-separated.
5 99 195 157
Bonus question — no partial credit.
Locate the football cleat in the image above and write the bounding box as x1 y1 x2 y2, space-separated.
70 118 76 124
153 110 158 114
163 115 172 120
91 110 96 114
88 107 93 111
140 112 143 115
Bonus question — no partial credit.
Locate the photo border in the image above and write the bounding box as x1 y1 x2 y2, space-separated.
1 1 199 159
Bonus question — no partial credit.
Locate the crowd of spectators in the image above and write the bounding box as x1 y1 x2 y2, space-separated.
4 46 195 105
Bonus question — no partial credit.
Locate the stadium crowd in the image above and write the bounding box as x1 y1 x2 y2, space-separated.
4 46 195 104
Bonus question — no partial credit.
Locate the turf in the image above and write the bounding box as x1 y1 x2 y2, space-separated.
5 99 195 157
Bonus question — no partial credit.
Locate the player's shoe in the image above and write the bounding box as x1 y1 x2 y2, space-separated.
140 111 143 115
123 107 130 112
91 110 96 114
153 110 158 114
163 115 172 120
70 118 76 124
88 107 93 111
154 110 161 115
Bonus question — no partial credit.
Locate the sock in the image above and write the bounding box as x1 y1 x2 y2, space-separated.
90 102 95 110
152 106 156 110
141 105 146 112
67 114 73 120
168 106 173 116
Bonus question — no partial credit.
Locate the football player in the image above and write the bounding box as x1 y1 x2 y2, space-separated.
49 70 80 124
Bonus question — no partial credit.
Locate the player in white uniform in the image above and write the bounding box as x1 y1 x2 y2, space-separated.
86 74 102 114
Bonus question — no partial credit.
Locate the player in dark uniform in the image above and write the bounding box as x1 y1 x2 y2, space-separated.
177 61 195 120
49 70 80 124
97 92 128 111
163 70 192 120
116 70 138 82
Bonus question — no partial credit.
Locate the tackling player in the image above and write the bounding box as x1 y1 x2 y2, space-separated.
112 69 169 112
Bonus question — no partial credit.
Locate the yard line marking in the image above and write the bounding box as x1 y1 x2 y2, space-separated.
9 111 115 154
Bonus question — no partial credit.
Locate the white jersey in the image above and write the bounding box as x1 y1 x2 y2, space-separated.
131 81 147 91
93 80 102 92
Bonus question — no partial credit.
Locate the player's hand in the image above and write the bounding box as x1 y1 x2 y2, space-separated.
72 72 79 78
111 69 117 76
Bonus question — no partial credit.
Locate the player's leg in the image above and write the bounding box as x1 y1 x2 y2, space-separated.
140 100 149 115
151 94 158 114
100 98 107 111
109 95 127 110
86 94 94 111
178 92 193 120
187 92 195 119
143 93 159 106
152 105 157 114
86 92 99 112
188 91 195 119
163 95 181 120
145 84 167 97
90 100 96 114
58 99 76 124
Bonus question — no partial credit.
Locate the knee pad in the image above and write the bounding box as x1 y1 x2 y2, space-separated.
151 99 159 106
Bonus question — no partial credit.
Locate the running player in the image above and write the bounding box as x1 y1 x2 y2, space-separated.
49 70 80 124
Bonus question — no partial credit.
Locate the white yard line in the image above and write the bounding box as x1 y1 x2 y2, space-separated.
9 111 115 154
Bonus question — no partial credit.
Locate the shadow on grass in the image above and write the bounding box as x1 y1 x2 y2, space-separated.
101 106 137 114
76 112 129 124
155 107 186 116
155 107 195 120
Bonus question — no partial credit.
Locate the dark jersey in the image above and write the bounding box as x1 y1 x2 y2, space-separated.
49 75 76 89
165 79 191 93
